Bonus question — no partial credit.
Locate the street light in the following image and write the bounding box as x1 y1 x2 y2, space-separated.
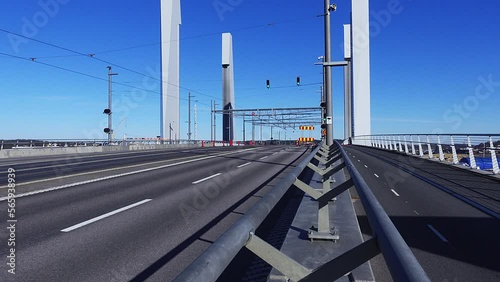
322 0 336 145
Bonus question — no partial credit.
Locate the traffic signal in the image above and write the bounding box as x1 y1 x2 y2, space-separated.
104 128 111 133
320 102 326 108
103 108 111 114
266 79 270 89
296 76 300 86
321 124 327 129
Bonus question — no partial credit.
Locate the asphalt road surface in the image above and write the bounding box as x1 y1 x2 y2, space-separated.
0 145 311 281
345 145 500 282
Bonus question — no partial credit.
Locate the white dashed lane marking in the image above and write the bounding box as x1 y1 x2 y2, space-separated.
192 173 221 184
61 199 152 232
237 162 251 168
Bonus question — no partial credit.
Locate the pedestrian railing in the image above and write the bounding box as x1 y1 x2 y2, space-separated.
351 134 500 174
174 141 429 282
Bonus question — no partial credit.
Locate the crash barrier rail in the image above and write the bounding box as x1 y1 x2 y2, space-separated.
174 141 429 282
351 134 500 174
0 139 266 150
0 139 200 149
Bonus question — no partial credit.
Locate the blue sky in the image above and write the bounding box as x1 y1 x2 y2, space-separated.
1 0 499 141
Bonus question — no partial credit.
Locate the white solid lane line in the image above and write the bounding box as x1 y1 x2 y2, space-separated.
391 189 400 197
259 156 268 160
192 173 222 184
272 152 277 155
237 162 251 168
61 199 152 232
414 210 420 215
427 224 449 242
7 149 193 173
374 173 380 178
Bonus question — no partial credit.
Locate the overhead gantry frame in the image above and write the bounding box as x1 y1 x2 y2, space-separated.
214 107 322 130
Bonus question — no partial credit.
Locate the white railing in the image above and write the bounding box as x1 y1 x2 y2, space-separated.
350 134 500 174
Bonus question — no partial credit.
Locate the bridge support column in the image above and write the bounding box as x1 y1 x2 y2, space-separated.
160 0 181 140
351 0 371 143
222 33 235 142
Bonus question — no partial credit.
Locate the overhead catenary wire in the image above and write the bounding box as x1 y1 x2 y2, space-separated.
0 12 323 108
0 51 215 106
61 13 324 56
0 28 222 102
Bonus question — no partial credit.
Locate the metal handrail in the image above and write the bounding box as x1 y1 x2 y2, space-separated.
173 144 321 282
353 133 500 137
350 134 500 174
337 141 430 281
0 139 261 150
175 141 429 281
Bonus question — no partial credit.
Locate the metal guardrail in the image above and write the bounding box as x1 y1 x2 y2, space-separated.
0 139 201 150
351 134 500 174
173 144 321 282
174 142 430 282
337 141 429 281
0 139 262 150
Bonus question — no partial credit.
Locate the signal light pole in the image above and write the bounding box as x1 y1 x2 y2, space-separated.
105 66 118 144
188 92 194 142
